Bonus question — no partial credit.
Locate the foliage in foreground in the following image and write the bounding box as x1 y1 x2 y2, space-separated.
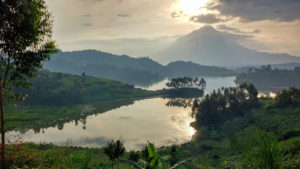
123 142 188 169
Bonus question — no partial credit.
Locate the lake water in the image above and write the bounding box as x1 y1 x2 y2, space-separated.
138 76 237 93
7 76 236 150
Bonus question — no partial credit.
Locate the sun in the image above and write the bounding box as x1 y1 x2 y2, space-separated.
177 0 210 16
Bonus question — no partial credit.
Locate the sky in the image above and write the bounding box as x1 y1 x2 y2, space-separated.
45 0 300 57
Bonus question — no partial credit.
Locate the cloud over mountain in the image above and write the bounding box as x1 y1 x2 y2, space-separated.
153 26 300 67
210 0 300 22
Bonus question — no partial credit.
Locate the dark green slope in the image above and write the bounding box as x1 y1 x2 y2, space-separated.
21 71 158 106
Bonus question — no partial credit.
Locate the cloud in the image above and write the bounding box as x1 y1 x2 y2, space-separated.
212 0 300 22
217 24 261 34
117 14 131 18
82 14 91 17
171 11 184 18
82 22 93 27
190 14 223 24
252 29 261 34
72 136 111 146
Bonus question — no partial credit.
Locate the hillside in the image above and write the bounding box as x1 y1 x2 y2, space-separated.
167 61 236 77
43 50 236 86
21 71 157 106
153 26 300 67
43 50 168 85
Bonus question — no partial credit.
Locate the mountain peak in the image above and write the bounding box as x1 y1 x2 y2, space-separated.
196 25 216 32
189 25 218 36
152 27 300 66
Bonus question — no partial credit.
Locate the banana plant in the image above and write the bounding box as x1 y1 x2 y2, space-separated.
122 142 189 169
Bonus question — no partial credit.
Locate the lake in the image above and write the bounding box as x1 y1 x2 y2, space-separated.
7 76 236 150
138 76 237 93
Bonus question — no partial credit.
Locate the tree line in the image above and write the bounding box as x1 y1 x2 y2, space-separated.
192 83 259 127
166 77 206 90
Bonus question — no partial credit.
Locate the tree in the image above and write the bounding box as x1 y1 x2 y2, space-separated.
166 77 206 90
194 84 259 127
275 87 300 107
198 78 206 90
169 145 178 166
129 151 140 162
104 140 125 169
0 0 56 166
114 140 125 169
104 140 116 169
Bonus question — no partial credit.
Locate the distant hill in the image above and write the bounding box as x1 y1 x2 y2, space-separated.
166 61 236 77
267 63 300 70
235 67 300 92
43 50 236 85
153 26 300 67
236 63 300 73
43 50 168 85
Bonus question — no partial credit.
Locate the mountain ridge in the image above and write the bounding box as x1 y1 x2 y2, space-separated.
153 26 300 67
43 50 236 85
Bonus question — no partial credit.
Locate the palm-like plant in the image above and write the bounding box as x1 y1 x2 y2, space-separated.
122 142 189 169
114 140 125 169
104 140 126 169
104 141 116 169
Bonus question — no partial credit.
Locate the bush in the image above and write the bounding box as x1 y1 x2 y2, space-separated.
129 151 140 162
275 87 300 107
247 131 283 169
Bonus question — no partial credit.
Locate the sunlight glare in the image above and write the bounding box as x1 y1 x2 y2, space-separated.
177 0 210 15
188 127 196 137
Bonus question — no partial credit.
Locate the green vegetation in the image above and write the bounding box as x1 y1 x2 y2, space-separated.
44 51 236 86
176 86 300 169
104 140 125 169
166 77 206 90
192 83 258 126
22 71 157 106
5 86 300 169
235 65 300 91
5 71 160 131
275 87 300 107
164 77 205 98
5 99 134 132
0 0 57 166
6 72 205 132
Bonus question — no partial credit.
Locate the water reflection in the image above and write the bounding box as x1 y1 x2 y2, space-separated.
11 99 135 134
166 98 196 108
7 98 195 150
138 76 237 92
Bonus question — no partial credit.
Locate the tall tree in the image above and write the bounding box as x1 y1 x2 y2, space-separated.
0 0 56 166
114 140 125 169
104 140 116 169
